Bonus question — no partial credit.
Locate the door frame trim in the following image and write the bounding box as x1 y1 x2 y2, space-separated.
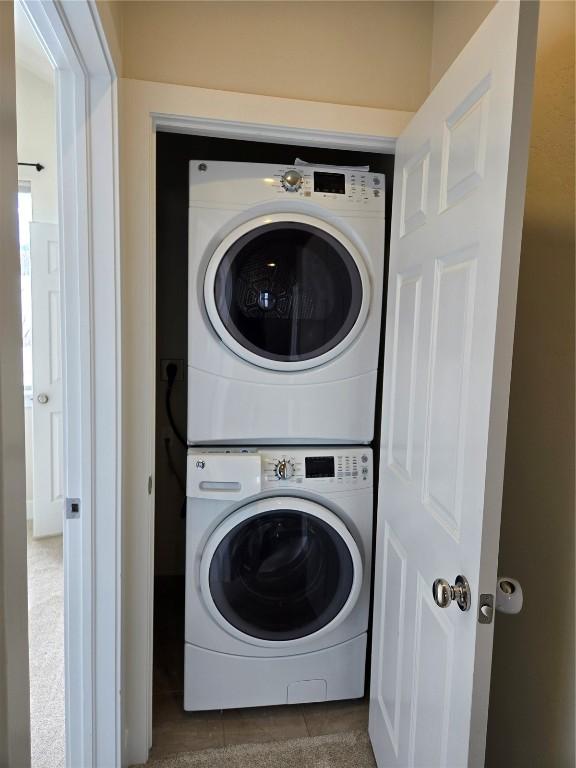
122 76 409 765
17 1 121 765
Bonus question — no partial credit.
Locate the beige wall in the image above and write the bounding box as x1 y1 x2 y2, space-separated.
429 0 494 88
119 1 433 111
96 0 123 75
431 2 575 765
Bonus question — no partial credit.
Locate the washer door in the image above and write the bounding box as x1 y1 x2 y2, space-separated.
204 214 371 371
200 497 363 647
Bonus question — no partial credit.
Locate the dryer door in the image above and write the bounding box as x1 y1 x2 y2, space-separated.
200 497 363 647
204 214 371 371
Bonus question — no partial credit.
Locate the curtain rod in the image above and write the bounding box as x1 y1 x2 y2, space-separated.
18 162 44 172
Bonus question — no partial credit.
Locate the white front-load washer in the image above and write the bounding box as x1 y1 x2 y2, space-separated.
187 161 386 444
184 446 373 711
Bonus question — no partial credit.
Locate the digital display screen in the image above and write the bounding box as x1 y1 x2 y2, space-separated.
314 172 346 195
305 456 335 478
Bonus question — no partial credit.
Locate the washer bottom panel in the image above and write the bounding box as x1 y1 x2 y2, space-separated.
184 634 367 711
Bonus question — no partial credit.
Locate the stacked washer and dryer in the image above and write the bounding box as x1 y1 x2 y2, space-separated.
184 161 385 711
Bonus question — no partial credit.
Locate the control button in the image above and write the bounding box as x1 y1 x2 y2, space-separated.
275 458 295 480
361 455 368 463
281 170 303 193
373 177 381 186
362 467 369 475
374 190 381 197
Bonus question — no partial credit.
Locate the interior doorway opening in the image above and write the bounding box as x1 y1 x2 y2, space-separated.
15 7 65 763
3 1 121 765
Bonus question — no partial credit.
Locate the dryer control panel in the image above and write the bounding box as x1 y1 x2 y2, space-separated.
189 160 385 214
273 167 384 209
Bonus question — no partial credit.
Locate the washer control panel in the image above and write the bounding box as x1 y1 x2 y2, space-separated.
187 447 372 493
261 447 372 489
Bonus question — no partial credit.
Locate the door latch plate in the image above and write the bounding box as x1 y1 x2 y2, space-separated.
66 497 81 519
478 593 494 624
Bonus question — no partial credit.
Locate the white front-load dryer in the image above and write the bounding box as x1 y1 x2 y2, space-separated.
184 447 373 711
187 161 386 444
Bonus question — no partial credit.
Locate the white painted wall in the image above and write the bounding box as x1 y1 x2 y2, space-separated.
15 65 58 224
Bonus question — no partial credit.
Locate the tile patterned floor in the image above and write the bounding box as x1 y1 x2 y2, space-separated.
151 695 369 760
152 577 369 761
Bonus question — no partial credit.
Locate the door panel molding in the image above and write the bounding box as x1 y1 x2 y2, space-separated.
369 3 539 766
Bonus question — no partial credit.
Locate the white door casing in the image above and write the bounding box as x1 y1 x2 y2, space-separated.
18 1 121 766
30 222 63 538
369 3 538 767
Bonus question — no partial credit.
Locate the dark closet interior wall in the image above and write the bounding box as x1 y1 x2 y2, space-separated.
155 132 394 576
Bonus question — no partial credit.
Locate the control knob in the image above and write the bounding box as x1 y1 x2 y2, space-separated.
275 458 295 480
281 170 303 193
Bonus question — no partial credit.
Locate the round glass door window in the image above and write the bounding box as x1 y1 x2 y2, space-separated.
208 221 366 366
207 509 356 641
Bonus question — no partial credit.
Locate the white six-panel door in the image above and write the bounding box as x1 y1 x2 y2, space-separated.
369 3 538 766
30 222 64 538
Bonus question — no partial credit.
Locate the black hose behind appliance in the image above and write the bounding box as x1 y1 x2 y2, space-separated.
165 362 187 448
164 362 187 517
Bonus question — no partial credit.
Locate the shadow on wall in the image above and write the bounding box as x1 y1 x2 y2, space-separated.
486 3 575 766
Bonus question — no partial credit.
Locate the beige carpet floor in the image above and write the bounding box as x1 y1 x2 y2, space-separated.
27 524 65 768
136 730 375 768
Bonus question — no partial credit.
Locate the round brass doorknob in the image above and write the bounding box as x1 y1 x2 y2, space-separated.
37 393 49 405
432 575 471 611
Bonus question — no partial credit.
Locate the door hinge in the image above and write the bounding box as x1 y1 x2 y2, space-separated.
66 497 81 519
148 475 153 495
478 593 494 624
